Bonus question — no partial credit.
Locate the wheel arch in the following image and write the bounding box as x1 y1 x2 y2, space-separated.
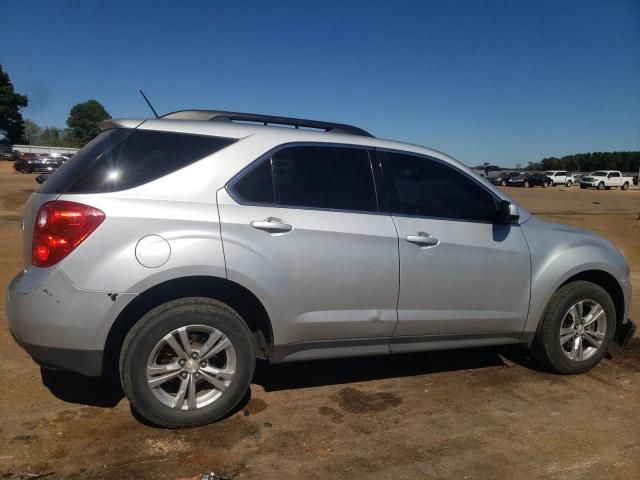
103 275 274 378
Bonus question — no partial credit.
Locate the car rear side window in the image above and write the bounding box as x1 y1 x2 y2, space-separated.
274 146 377 212
230 145 378 213
39 129 235 194
382 152 499 222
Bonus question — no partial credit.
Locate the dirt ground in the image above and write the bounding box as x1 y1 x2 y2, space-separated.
1 162 639 480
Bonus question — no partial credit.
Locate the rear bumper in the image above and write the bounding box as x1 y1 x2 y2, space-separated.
5 267 133 377
11 330 103 376
616 320 636 347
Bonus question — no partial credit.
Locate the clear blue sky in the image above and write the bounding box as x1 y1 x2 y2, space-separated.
2 0 639 166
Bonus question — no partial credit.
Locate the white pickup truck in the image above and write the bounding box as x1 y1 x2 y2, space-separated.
580 170 633 190
544 170 575 186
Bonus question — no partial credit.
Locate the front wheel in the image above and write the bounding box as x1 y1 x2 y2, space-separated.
598 182 605 190
501 180 507 186
524 181 530 188
120 297 256 428
532 281 615 374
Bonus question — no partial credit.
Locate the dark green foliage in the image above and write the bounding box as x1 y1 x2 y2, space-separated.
66 99 111 147
526 152 640 172
0 64 28 144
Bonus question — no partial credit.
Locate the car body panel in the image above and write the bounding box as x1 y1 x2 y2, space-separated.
391 215 531 336
216 188 400 345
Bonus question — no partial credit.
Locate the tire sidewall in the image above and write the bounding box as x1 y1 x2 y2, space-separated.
120 298 255 428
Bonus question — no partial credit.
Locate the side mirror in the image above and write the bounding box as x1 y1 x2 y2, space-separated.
497 200 519 224
35 174 49 184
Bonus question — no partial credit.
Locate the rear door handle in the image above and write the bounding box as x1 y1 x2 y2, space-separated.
250 217 293 234
406 232 439 247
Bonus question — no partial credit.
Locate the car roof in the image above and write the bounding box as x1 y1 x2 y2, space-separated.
103 116 469 171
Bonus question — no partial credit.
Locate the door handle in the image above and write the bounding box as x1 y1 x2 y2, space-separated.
406 232 439 247
250 217 293 234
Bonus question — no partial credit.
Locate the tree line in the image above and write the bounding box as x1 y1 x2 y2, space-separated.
526 152 640 173
1 64 110 148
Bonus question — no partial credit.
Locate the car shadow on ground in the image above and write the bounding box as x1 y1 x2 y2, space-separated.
40 367 124 408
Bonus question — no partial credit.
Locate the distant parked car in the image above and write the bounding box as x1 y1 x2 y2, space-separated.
543 170 575 187
580 171 633 190
491 171 521 186
508 173 552 188
13 156 64 174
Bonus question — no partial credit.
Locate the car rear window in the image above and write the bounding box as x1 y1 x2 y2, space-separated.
39 129 235 194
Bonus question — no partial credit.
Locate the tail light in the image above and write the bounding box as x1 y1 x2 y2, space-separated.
32 200 105 267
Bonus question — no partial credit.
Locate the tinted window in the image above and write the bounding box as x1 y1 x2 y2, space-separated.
271 146 377 212
233 158 275 204
608 172 620 177
64 130 235 193
383 152 499 222
38 129 132 194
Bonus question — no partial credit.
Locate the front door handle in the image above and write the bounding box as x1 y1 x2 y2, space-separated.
250 217 293 234
406 232 439 247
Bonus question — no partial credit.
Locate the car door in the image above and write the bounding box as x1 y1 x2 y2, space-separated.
607 171 621 186
377 150 531 344
218 144 399 347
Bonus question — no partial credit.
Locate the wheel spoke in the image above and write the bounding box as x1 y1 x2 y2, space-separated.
172 377 189 409
560 330 576 345
187 373 197 410
147 362 181 375
584 305 604 327
148 369 182 388
200 370 229 392
583 331 604 348
576 336 584 360
202 365 234 380
177 327 193 356
575 301 584 319
198 330 223 360
200 337 231 361
164 333 188 360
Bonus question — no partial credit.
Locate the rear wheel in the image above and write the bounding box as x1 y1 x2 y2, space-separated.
501 180 507 186
524 181 530 188
566 180 573 187
622 182 629 191
120 297 255 428
543 181 549 188
532 281 615 374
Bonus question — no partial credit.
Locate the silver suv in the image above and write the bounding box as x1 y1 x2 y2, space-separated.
6 110 635 428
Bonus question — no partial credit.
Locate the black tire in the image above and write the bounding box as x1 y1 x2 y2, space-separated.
542 181 548 188
501 180 507 186
532 281 615 374
524 181 530 188
598 182 605 190
566 181 573 187
120 297 256 428
622 182 629 191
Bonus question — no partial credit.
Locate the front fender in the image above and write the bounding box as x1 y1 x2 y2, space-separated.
522 216 629 335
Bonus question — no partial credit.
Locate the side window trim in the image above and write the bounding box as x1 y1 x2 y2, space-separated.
375 147 502 224
227 142 384 216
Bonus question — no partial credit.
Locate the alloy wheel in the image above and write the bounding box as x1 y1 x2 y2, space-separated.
559 300 607 361
146 325 236 410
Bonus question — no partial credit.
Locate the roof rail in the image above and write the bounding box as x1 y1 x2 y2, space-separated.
160 110 374 137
